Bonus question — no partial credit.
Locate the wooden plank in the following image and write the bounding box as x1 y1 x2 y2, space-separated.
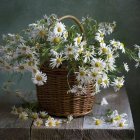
31 117 84 140
83 88 135 140
0 109 33 140
0 88 135 140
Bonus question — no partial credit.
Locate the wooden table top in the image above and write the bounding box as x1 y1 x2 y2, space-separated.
0 88 135 140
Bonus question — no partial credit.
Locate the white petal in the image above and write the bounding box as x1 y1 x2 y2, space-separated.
101 97 108 106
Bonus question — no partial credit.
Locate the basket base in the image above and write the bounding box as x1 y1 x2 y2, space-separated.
39 106 93 117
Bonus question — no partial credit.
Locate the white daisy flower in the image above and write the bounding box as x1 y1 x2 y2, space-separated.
108 110 128 128
48 32 62 44
35 25 47 39
135 60 140 68
134 44 140 50
19 112 28 120
98 44 109 55
17 43 30 54
33 118 43 127
31 112 38 119
67 115 73 123
83 51 93 63
30 25 47 39
101 74 110 88
32 71 47 86
119 42 125 53
11 106 18 115
91 58 106 71
111 76 124 92
90 68 102 81
108 110 127 122
39 111 48 118
94 81 101 94
3 63 13 72
14 64 26 73
101 97 108 106
64 44 75 59
110 40 125 53
45 117 56 127
16 107 24 114
50 53 64 68
117 118 128 128
50 49 58 57
55 119 62 125
76 67 91 84
53 22 66 36
63 31 68 41
106 58 116 71
68 85 86 95
98 21 116 35
134 44 140 58
74 34 83 46
92 117 105 126
123 62 129 72
95 30 104 42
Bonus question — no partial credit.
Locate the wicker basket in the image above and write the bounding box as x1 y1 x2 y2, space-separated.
36 15 95 117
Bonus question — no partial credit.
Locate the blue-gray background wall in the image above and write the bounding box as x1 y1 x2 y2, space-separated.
0 0 140 139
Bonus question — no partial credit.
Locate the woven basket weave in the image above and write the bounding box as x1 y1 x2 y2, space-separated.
36 15 95 117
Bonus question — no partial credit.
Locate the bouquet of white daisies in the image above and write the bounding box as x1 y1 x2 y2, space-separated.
0 14 139 94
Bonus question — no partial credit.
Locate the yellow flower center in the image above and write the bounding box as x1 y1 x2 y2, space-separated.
111 118 115 123
95 119 101 125
48 121 54 127
102 47 108 53
56 58 62 64
100 33 104 37
36 43 41 49
108 54 112 58
53 37 61 43
68 47 72 52
27 54 33 58
119 122 124 127
39 30 46 38
116 84 122 88
78 49 83 54
77 37 82 44
15 35 20 40
104 80 108 84
68 54 73 58
92 72 97 77
22 47 27 51
57 27 62 32
7 48 11 52
36 75 43 81
100 40 104 43
95 62 101 67
80 71 85 76
40 113 46 118
114 115 121 121
98 78 102 84
28 61 34 66
32 114 38 119
36 121 41 127
55 120 60 125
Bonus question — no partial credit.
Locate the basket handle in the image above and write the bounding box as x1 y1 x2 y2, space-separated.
59 15 85 38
